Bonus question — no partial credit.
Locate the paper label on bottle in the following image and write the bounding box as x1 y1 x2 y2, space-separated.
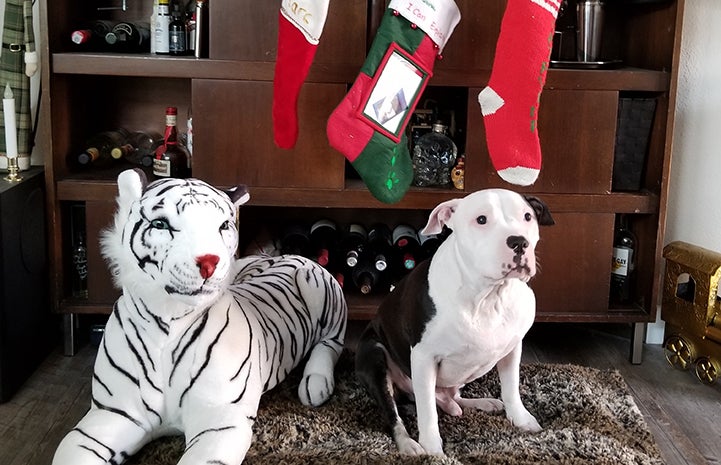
611 247 631 277
153 158 171 177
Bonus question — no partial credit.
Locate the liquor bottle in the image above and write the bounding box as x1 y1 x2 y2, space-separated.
280 222 311 257
342 223 368 268
351 254 381 295
610 216 637 306
412 122 458 187
367 223 392 272
121 130 163 167
150 0 159 53
185 0 197 54
105 21 151 53
169 3 188 55
193 0 208 58
155 0 171 54
77 128 130 166
392 224 420 272
153 107 191 178
310 218 338 268
72 232 89 299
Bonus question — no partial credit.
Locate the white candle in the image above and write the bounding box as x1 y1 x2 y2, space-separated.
3 83 18 159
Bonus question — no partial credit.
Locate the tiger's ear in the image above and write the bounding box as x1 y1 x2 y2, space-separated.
117 168 147 206
226 184 250 207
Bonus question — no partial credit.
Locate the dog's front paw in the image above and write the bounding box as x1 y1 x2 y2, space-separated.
418 434 444 456
508 409 542 433
298 373 334 407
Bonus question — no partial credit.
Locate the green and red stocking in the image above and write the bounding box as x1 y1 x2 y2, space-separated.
326 0 460 204
478 0 560 185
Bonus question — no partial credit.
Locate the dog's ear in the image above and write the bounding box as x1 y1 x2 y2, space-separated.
524 195 555 226
422 198 461 235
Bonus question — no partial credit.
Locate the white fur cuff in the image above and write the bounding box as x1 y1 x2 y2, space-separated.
388 0 461 52
24 51 38 64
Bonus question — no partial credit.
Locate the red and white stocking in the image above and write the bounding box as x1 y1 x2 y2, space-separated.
478 0 560 186
273 0 330 149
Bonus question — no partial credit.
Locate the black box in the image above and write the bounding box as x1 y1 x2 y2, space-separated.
612 97 657 191
0 168 56 402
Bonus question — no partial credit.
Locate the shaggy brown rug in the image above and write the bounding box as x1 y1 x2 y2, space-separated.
127 350 662 465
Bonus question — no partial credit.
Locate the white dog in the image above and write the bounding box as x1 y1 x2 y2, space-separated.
355 188 554 455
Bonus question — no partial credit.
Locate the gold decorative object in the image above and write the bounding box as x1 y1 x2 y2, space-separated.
661 240 721 385
3 156 22 182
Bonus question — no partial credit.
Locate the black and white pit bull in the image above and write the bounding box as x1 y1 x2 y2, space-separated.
355 188 554 455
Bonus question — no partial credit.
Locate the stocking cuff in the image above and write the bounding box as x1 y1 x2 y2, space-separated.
25 51 38 64
280 0 330 45
388 0 461 52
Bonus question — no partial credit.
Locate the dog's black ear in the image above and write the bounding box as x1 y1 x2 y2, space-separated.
524 195 555 226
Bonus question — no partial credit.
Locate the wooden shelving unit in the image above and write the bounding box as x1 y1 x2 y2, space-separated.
39 0 684 358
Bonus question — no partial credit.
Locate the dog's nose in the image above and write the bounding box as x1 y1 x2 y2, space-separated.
506 236 529 254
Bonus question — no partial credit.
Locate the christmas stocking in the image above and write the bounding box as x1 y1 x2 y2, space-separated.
326 0 460 204
478 0 560 186
273 0 330 149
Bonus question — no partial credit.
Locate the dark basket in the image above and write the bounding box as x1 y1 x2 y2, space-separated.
612 97 657 191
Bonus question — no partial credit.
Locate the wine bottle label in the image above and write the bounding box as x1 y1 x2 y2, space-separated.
611 247 632 277
153 158 171 177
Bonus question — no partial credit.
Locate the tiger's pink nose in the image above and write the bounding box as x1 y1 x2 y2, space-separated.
196 254 220 279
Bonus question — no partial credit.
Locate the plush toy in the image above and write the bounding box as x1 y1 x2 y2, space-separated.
52 169 347 465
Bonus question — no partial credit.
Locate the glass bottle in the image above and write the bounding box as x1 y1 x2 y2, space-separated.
343 223 368 268
392 223 420 272
121 130 163 167
77 128 130 166
412 122 458 187
610 215 637 306
153 107 191 178
169 4 188 55
367 223 392 272
352 256 380 295
71 20 115 51
310 218 338 268
155 0 171 54
417 228 443 262
280 222 311 257
105 21 151 53
72 232 89 299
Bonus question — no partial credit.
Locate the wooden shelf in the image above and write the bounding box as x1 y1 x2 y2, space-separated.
52 52 671 91
55 175 659 213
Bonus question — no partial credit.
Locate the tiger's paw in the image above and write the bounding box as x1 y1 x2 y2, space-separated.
298 373 334 407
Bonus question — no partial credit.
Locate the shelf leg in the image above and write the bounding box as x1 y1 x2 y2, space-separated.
63 313 77 357
630 322 646 364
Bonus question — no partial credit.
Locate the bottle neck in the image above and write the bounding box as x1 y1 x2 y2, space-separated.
164 115 178 144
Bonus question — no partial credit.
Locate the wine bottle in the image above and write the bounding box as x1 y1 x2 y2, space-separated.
105 21 151 53
122 130 163 167
280 222 311 257
367 223 392 272
342 223 368 268
70 20 115 51
153 107 191 178
155 0 171 54
72 232 89 299
310 218 338 268
77 128 130 166
351 254 381 295
169 3 188 55
392 223 420 272
610 215 637 306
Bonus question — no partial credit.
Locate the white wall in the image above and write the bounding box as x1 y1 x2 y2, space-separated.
646 0 721 344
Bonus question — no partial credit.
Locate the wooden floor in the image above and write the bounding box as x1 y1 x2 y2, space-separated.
1 322 719 465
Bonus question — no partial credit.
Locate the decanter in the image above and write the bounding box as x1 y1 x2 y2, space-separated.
412 122 458 187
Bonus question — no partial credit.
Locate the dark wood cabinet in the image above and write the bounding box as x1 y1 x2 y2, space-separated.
39 1 685 356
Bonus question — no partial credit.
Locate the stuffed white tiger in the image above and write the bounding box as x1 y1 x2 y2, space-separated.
52 169 347 465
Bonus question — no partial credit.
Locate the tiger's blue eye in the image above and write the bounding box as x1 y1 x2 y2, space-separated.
477 215 487 225
525 212 533 222
151 218 171 230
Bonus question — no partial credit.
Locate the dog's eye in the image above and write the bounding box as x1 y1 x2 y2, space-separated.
476 215 487 225
524 212 533 222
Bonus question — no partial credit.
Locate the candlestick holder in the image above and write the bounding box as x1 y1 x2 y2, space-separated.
4 157 23 182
